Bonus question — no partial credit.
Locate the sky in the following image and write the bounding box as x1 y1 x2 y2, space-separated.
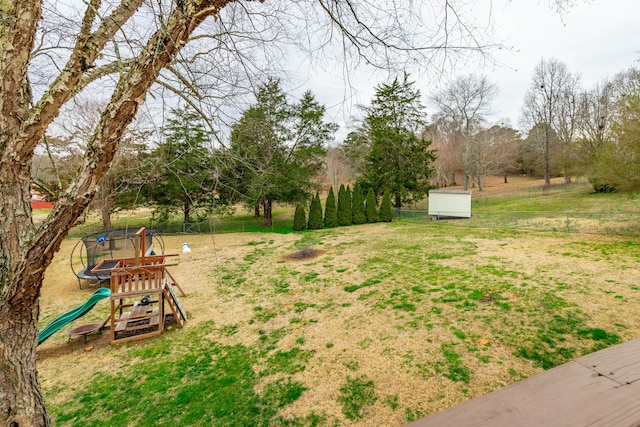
289 0 640 141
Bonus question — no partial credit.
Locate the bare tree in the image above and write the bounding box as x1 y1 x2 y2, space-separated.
521 58 580 186
554 71 582 183
423 121 463 188
470 124 520 190
52 98 152 229
580 67 640 191
325 144 353 190
577 80 615 155
0 1 585 425
430 74 498 190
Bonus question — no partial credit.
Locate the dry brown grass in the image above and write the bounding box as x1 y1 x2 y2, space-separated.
35 217 640 426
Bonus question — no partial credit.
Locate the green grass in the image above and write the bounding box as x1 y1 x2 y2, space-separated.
440 343 472 384
43 182 640 426
50 323 313 426
338 375 377 420
343 278 380 293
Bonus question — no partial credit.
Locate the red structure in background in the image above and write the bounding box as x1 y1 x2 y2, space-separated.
30 188 54 209
31 200 54 209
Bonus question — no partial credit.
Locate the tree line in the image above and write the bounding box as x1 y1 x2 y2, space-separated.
35 59 640 231
33 75 439 228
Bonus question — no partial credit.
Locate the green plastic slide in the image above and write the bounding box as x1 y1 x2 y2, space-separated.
37 287 111 345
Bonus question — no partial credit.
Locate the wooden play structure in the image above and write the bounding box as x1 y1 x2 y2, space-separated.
92 228 186 344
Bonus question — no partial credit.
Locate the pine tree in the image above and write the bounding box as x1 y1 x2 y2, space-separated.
308 192 323 230
379 190 393 222
365 188 379 223
324 187 338 228
293 204 307 231
351 183 366 224
337 184 351 226
342 75 436 208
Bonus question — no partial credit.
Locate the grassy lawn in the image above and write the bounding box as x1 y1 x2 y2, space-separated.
36 179 640 426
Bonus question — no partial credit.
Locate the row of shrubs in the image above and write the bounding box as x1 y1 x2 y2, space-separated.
293 184 393 231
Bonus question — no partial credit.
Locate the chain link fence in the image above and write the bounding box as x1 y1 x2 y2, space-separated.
148 218 294 235
395 209 640 236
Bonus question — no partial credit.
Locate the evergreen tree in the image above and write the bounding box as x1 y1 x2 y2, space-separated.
222 80 337 226
293 204 307 231
342 75 436 208
337 184 351 226
308 192 323 230
345 185 352 223
365 188 379 223
337 184 345 223
143 107 216 223
351 183 366 224
324 187 338 228
379 190 393 222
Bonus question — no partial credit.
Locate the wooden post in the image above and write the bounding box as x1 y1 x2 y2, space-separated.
137 227 146 266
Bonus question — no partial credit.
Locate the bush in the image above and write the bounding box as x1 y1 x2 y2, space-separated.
365 188 378 223
351 183 366 225
308 192 323 230
324 187 338 228
379 190 393 222
293 204 307 231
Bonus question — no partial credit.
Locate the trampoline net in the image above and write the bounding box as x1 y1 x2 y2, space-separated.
81 229 160 271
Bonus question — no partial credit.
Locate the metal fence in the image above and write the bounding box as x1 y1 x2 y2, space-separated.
147 218 294 235
395 209 640 236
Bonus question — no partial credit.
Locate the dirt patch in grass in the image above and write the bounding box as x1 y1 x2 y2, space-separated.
284 246 325 261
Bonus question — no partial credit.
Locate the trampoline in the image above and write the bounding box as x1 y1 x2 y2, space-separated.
70 228 165 289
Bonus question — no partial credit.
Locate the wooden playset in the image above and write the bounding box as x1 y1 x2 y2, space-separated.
92 228 186 344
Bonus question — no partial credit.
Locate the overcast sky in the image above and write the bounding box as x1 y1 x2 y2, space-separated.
289 0 640 141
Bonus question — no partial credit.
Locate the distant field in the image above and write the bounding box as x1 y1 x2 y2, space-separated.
37 181 640 425
48 175 640 238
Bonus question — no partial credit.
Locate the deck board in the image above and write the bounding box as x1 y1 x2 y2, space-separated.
575 340 640 385
404 338 640 427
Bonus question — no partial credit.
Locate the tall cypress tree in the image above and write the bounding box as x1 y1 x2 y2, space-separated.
351 183 366 225
337 184 351 226
379 190 393 222
324 187 338 228
345 185 352 224
308 192 323 230
293 204 307 231
365 188 379 223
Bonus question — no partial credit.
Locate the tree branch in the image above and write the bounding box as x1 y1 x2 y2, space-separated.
32 0 236 260
19 0 145 157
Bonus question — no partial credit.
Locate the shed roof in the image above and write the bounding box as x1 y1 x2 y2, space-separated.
428 189 472 195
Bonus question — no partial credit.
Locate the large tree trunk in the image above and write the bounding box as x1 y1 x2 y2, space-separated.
0 163 51 427
184 203 191 223
0 273 50 427
99 180 114 231
262 199 273 226
0 2 234 425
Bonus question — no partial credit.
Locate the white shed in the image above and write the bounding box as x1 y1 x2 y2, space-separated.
428 190 472 218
